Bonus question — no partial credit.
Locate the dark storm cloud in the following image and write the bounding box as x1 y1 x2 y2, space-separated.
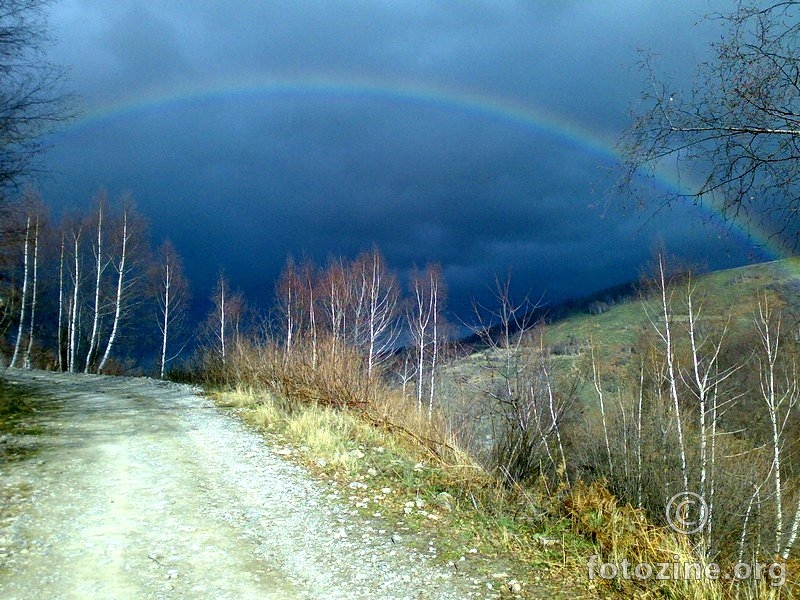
39 0 763 321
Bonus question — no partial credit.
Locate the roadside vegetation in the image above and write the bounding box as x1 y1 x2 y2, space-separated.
169 251 798 598
0 379 32 427
0 378 40 556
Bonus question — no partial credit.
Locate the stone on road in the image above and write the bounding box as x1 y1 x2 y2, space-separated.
0 370 482 600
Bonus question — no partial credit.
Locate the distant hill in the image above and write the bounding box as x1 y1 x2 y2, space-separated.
445 258 800 414
459 279 642 350
541 257 800 364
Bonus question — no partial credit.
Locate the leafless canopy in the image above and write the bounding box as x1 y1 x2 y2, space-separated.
0 0 70 201
619 1 800 246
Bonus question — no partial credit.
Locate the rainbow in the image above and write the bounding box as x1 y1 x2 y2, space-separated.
54 73 785 263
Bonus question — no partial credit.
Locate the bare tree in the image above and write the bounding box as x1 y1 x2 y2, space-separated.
589 341 613 477
0 0 71 205
641 253 689 497
205 272 245 366
3 191 46 368
22 204 41 368
679 273 741 554
56 229 65 370
67 218 82 373
408 264 446 414
8 213 30 368
85 194 108 372
468 277 572 484
320 256 350 349
98 196 146 374
313 250 400 372
620 1 800 244
153 240 189 379
275 258 310 354
352 249 400 375
303 262 318 367
751 294 800 559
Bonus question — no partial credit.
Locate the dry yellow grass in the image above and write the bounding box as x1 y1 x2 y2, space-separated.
215 383 798 599
206 329 799 599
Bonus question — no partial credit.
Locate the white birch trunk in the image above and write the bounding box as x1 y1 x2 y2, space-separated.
542 349 567 482
219 281 226 363
428 275 438 416
636 360 644 508
285 285 293 352
308 280 317 368
159 262 171 379
708 380 718 549
658 256 689 495
590 343 613 476
68 228 81 373
85 202 104 373
366 264 378 376
10 215 31 368
98 208 129 374
57 234 65 372
23 214 39 369
686 290 707 502
757 299 784 556
411 280 430 411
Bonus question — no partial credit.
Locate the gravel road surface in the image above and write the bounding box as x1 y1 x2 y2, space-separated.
0 369 499 600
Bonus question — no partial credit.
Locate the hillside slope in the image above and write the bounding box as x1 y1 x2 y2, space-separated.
543 257 800 364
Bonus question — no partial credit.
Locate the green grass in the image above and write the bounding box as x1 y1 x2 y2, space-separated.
544 259 800 362
0 377 44 441
0 378 34 424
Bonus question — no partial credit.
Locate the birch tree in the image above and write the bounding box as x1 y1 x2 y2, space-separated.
205 273 245 366
427 272 441 415
67 219 82 373
468 277 572 484
752 294 800 559
85 195 108 372
98 197 146 374
408 264 446 414
589 341 613 477
302 261 318 367
154 240 189 378
23 208 40 368
320 256 350 349
56 230 65 371
679 274 743 554
641 253 689 497
352 249 400 375
9 213 30 368
276 258 302 353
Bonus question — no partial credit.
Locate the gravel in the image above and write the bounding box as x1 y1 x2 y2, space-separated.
0 369 505 599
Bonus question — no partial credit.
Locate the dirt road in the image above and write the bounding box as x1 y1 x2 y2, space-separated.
0 370 494 600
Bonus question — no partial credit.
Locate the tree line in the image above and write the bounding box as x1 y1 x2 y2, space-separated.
2 194 456 405
195 249 453 413
0 190 190 376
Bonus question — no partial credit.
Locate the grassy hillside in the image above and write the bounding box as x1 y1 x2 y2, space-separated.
544 257 800 365
449 258 800 396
